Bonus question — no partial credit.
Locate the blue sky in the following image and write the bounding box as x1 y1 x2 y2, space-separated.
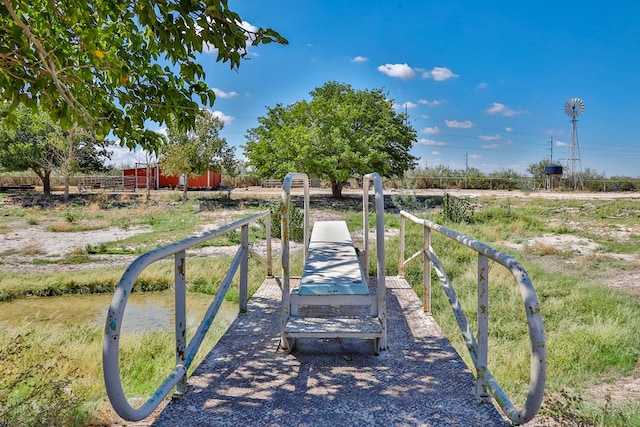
112 0 640 177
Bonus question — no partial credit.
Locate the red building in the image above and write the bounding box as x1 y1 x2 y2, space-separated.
122 166 222 190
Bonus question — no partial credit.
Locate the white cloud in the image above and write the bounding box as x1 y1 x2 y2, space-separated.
445 119 475 129
485 102 527 116
482 143 499 149
556 140 569 147
213 88 239 99
421 126 440 135
392 101 417 110
377 63 415 79
505 127 513 132
421 66 459 81
418 99 445 106
479 134 500 141
210 110 234 125
543 128 564 136
476 82 488 89
107 143 159 168
419 114 429 119
351 56 368 63
417 138 446 146
431 151 441 155
469 154 482 159
107 144 135 167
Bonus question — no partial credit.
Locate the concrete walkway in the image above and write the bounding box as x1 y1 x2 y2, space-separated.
152 277 508 426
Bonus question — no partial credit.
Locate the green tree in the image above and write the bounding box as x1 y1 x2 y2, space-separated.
489 169 522 190
161 110 235 200
0 0 286 151
244 81 418 197
0 105 110 196
55 126 111 200
527 158 553 180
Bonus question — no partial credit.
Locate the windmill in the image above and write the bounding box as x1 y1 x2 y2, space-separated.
564 98 585 189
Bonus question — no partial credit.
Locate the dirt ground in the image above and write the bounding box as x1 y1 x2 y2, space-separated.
2 186 640 425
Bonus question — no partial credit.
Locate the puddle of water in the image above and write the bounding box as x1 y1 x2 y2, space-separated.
0 291 238 333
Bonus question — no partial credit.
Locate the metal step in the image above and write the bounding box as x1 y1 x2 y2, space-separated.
290 286 378 316
284 316 383 338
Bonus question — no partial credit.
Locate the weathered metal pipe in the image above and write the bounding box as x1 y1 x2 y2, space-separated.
398 210 546 425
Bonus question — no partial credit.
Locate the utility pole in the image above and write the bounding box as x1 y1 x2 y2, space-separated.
465 152 469 189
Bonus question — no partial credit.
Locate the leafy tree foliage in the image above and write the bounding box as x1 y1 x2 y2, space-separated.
526 158 553 180
160 110 235 200
244 81 417 197
0 105 110 196
0 0 286 151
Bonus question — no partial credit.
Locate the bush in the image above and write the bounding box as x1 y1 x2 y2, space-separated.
441 193 474 223
265 202 305 243
391 191 423 212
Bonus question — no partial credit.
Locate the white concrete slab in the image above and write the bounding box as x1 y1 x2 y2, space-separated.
299 221 369 296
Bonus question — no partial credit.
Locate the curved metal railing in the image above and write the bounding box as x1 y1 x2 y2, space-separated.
279 172 310 349
398 210 546 425
103 211 272 421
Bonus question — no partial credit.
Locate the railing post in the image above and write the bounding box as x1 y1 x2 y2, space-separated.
363 184 369 278
423 224 431 314
398 214 405 277
476 253 490 402
280 172 309 350
239 224 249 313
174 250 187 395
265 212 273 277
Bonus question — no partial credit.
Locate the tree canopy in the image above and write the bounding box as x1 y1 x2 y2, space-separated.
0 0 286 151
244 81 418 197
0 104 110 196
160 110 235 200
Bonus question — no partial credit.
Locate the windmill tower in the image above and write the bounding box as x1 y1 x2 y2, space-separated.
564 98 585 190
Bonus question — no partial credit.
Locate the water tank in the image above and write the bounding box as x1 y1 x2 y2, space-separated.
544 165 563 176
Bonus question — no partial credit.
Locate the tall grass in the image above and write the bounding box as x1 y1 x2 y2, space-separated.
0 319 226 426
391 197 640 425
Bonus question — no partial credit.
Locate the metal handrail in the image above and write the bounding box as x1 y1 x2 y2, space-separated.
362 172 387 350
103 211 272 421
398 210 546 425
280 172 309 349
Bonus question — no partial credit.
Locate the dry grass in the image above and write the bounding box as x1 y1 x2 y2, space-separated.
525 240 567 256
50 221 73 232
21 242 46 256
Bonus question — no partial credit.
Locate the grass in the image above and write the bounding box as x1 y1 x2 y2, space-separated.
392 196 640 425
1 193 640 425
0 319 225 426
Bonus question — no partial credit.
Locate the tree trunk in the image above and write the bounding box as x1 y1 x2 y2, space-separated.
145 164 151 202
182 175 189 201
40 170 52 197
330 180 344 198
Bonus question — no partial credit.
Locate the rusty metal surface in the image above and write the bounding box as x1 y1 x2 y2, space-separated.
151 277 508 426
399 210 546 424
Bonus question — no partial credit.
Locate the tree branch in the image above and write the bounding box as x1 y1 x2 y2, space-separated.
1 0 93 128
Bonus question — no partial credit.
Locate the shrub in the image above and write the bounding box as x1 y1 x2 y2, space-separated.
441 193 474 223
265 201 305 243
